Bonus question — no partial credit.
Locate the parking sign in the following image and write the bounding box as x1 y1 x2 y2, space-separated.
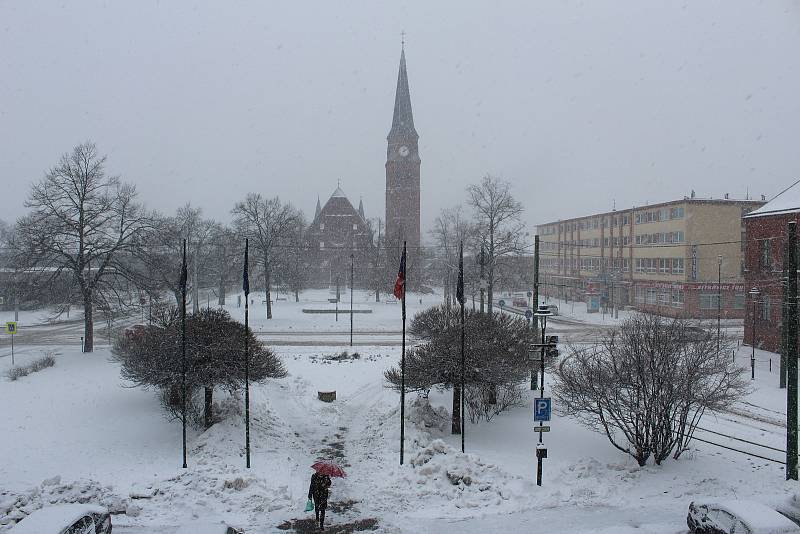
534 398 551 422
6 322 17 335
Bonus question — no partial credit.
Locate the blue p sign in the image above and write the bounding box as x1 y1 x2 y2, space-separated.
534 398 551 422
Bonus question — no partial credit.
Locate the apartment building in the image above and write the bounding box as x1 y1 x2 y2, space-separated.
536 196 765 318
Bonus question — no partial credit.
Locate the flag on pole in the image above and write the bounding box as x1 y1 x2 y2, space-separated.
243 238 250 296
394 248 406 300
456 241 464 305
179 242 188 295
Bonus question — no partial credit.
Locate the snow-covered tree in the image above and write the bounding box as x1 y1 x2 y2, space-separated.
113 307 286 429
385 305 530 434
554 313 749 466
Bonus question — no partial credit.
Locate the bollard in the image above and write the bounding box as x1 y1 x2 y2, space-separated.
81 336 84 353
770 358 772 372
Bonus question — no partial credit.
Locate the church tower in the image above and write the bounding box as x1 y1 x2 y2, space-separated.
385 46 421 254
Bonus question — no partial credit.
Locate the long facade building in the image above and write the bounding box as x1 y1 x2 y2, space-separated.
536 197 765 318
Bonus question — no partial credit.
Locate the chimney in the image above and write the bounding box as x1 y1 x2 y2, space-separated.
761 194 766 201
724 193 729 200
690 190 696 199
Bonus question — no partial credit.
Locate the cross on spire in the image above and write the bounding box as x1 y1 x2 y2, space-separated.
401 30 405 50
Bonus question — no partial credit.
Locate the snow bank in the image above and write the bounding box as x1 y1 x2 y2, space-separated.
0 477 126 530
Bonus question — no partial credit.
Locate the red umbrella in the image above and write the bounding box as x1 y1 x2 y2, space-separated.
311 460 347 478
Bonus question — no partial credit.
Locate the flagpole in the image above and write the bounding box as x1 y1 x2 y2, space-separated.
181 239 187 469
459 240 465 454
244 238 251 468
400 241 407 466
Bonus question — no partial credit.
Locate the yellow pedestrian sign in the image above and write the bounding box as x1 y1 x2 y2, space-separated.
5 322 16 335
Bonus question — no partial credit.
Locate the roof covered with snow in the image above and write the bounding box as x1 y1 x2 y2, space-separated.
745 180 800 219
706 500 800 532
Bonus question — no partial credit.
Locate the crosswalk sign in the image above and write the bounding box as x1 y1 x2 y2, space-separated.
6 322 17 334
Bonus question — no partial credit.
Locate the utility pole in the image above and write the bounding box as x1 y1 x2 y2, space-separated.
781 241 788 389
786 221 798 480
532 234 540 376
479 244 486 314
717 255 722 352
350 253 354 347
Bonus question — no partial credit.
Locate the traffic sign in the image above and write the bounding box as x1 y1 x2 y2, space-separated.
527 291 532 298
5 322 17 335
535 425 551 432
525 309 533 320
534 397 552 422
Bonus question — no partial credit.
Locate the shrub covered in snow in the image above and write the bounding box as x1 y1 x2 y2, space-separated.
5 354 55 381
112 307 286 429
385 305 529 433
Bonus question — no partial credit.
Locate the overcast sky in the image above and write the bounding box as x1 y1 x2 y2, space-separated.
2 1 799 237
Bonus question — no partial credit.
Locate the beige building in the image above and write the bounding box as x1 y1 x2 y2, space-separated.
536 197 765 318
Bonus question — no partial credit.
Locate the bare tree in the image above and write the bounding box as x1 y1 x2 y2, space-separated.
466 175 526 315
430 206 472 308
554 314 749 466
273 213 308 302
208 224 240 306
232 194 302 319
15 142 150 352
175 204 216 313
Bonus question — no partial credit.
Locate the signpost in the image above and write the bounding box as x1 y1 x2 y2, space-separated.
6 321 17 365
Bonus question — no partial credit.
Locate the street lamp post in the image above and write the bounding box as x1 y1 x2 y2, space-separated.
750 287 760 381
533 304 553 487
717 255 723 352
350 254 354 347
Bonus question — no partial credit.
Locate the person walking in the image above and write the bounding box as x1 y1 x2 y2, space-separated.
308 470 332 531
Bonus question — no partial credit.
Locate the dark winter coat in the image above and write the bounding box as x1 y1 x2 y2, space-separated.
308 472 332 502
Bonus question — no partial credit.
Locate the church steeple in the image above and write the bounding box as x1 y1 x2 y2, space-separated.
388 48 417 140
315 196 321 220
358 198 365 220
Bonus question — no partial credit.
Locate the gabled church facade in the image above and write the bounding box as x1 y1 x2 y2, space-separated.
304 186 374 288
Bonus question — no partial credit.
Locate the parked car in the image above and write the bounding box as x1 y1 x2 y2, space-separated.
122 324 147 340
545 304 559 316
9 504 112 534
688 500 800 533
174 522 243 534
512 296 529 308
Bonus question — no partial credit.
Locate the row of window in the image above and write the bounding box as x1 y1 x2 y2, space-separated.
634 258 685 274
319 223 360 231
635 287 685 308
540 206 686 235
634 206 684 224
635 231 684 245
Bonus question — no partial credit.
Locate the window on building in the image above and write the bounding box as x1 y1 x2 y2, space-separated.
699 294 720 310
660 208 669 221
320 223 325 230
646 288 657 305
671 289 684 308
623 258 630 272
761 295 771 320
761 240 772 270
658 290 670 306
659 258 669 273
647 258 657 273
353 223 358 230
734 294 745 309
635 286 645 303
623 215 630 225
670 206 685 219
672 258 684 274
319 242 324 249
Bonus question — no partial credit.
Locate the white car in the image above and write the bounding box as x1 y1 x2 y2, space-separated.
9 504 112 534
688 500 800 533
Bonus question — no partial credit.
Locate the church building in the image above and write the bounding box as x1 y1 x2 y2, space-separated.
304 186 374 288
385 46 421 257
304 45 422 289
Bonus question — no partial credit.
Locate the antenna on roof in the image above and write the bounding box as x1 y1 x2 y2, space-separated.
768 179 800 202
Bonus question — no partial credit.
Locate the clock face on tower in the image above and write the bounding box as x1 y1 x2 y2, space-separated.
398 145 410 157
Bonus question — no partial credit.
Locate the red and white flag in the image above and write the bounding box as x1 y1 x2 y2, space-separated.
393 248 406 300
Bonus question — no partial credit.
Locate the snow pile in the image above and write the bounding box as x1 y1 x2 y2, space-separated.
353 396 531 518
404 438 524 509
0 477 127 530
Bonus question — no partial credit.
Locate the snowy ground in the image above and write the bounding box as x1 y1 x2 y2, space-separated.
0 293 797 533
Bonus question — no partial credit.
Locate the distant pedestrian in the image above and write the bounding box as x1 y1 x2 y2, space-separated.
308 470 332 531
